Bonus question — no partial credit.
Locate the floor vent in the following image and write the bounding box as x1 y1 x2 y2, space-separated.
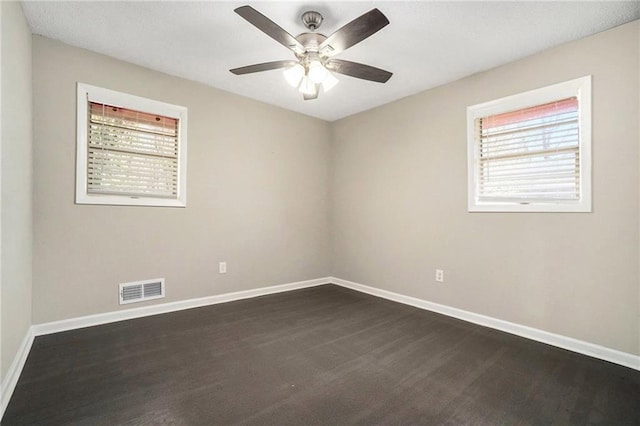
119 278 165 305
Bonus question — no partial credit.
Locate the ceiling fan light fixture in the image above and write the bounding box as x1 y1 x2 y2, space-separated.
308 60 328 84
321 71 339 92
231 6 392 100
283 63 304 87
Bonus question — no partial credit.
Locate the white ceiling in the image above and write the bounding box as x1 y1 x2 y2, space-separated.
22 1 639 122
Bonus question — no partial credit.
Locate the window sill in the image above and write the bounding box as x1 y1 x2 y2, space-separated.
76 194 186 208
468 202 591 213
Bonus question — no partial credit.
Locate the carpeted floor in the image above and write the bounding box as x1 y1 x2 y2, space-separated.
3 284 639 425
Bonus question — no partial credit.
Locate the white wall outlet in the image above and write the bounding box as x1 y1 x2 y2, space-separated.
219 261 227 274
435 269 444 282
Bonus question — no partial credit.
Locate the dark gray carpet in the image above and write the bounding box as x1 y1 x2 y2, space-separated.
3 284 639 425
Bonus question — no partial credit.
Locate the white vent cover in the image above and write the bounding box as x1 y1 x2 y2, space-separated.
119 278 165 305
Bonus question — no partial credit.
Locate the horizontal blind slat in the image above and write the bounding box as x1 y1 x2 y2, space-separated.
89 118 177 138
480 130 579 150
479 170 577 183
89 126 178 147
88 144 177 160
479 146 578 162
479 154 578 169
478 194 579 202
89 130 178 155
480 162 578 176
480 140 578 157
87 188 177 198
480 116 578 138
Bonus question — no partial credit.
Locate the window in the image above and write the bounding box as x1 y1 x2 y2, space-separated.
76 83 188 207
467 76 591 212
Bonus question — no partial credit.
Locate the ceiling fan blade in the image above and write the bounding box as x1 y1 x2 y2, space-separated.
326 59 392 83
303 84 320 100
235 6 305 54
230 60 296 75
319 9 389 57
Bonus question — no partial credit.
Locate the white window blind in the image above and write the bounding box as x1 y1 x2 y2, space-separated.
76 83 188 207
467 76 591 212
88 102 179 198
476 97 579 203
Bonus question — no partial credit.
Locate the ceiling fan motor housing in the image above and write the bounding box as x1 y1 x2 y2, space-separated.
301 11 323 31
296 33 327 55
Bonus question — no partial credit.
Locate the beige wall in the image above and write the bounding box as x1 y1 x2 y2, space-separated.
32 36 331 323
331 21 640 355
1 1 33 378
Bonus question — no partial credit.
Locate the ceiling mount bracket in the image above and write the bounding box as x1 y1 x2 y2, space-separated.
301 11 323 31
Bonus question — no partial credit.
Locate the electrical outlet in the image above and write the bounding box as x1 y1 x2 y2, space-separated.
435 269 444 283
219 262 227 274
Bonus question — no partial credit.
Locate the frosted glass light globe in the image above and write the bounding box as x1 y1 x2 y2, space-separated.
308 61 328 84
298 76 317 95
283 64 304 87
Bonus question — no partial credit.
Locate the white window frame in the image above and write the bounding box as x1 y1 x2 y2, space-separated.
76 83 188 207
467 76 592 213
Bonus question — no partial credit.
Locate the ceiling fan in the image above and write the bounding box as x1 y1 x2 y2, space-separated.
230 5 392 100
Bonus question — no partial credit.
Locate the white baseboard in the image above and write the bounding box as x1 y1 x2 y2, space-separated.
33 277 331 336
331 277 640 371
1 327 34 420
